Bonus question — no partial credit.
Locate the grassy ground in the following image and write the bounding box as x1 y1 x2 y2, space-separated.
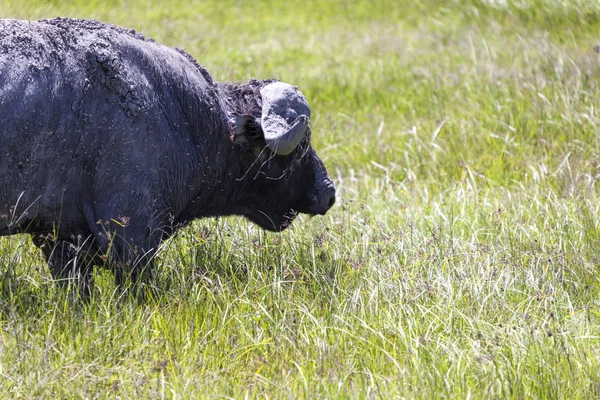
1 0 600 397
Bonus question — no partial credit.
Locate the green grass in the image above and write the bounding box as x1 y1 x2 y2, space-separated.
1 0 600 397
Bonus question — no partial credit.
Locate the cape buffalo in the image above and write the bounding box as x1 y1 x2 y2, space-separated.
0 18 335 295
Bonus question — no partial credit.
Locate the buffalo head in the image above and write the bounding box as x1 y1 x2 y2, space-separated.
222 79 336 231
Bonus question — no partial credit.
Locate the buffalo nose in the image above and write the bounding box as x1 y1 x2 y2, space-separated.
326 187 336 209
313 183 336 215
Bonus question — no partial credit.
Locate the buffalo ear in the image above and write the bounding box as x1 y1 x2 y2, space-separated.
230 114 264 145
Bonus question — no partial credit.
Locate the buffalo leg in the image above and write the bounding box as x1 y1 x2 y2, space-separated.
112 246 156 290
106 233 159 299
31 235 94 298
90 209 164 291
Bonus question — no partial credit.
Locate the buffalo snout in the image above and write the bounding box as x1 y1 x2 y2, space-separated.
309 180 336 215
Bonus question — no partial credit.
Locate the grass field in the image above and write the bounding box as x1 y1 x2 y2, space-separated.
1 0 600 397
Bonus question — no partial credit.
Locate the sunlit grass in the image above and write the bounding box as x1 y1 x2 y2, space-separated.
0 0 599 398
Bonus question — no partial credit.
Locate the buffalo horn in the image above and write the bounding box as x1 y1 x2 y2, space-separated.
260 82 311 155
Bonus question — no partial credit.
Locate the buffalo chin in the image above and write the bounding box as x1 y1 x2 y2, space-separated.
244 210 297 232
